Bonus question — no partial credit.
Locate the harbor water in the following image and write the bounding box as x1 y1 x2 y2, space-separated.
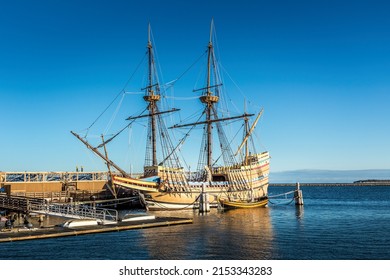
1 186 390 260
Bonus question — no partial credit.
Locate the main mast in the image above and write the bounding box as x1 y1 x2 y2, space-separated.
144 23 160 166
170 19 253 173
199 19 219 169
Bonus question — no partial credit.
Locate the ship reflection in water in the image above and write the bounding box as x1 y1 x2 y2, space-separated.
139 208 274 259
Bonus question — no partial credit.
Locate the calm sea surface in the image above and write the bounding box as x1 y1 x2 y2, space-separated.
1 186 390 260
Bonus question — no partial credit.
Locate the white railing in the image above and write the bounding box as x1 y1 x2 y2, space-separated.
0 171 114 183
27 202 118 224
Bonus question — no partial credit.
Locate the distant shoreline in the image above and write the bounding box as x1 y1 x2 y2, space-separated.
270 182 390 187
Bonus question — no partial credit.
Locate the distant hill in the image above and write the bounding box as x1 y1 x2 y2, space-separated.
269 169 390 183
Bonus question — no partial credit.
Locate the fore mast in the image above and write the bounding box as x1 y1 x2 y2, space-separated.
138 24 182 177
196 20 252 173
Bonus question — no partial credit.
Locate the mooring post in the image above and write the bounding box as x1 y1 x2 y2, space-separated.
294 182 304 205
199 183 210 213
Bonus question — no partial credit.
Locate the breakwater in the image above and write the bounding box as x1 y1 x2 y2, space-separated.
270 181 390 187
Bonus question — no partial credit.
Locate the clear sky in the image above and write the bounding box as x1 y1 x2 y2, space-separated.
1 0 389 173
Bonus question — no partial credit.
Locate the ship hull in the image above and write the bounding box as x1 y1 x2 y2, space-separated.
114 152 270 211
140 183 268 210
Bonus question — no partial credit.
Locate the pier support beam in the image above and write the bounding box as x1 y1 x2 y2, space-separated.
199 183 210 213
294 182 304 206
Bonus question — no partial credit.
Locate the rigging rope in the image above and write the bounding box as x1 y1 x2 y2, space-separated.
173 50 208 85
85 52 147 136
104 92 126 135
96 107 148 149
163 95 202 100
160 110 206 169
213 122 244 166
211 107 237 167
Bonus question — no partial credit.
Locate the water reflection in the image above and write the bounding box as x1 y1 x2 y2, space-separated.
295 205 304 220
139 208 274 259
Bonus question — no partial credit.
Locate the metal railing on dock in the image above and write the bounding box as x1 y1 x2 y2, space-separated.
27 202 118 224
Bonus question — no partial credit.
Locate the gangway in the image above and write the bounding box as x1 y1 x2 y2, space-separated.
27 202 118 225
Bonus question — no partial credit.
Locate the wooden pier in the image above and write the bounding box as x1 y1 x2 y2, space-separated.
1 193 192 243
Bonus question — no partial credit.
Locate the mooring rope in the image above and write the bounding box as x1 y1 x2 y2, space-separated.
268 190 296 205
268 190 295 198
268 197 295 205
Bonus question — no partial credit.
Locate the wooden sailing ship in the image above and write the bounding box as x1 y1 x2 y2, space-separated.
72 21 270 210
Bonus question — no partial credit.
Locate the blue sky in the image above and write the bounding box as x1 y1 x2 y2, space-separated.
1 0 389 174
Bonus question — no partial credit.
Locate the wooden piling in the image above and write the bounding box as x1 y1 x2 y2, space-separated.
294 182 304 205
199 183 210 213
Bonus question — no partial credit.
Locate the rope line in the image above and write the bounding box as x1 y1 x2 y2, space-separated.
174 50 208 84
85 52 147 135
268 190 296 205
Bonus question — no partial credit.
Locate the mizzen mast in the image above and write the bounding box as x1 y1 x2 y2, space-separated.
234 109 263 164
